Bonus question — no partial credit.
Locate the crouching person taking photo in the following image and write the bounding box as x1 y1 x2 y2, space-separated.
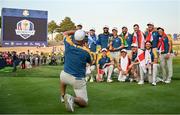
96 48 114 83
60 30 92 112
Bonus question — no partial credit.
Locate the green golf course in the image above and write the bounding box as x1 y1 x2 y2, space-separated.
0 58 180 114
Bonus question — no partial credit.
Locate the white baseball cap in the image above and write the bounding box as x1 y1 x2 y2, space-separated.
112 27 118 31
103 25 109 29
147 22 154 26
101 48 107 52
121 49 127 53
131 43 138 47
74 30 86 41
90 27 95 31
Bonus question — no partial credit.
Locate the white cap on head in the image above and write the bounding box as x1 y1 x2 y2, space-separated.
147 22 154 26
112 27 118 31
74 30 86 41
131 43 138 47
121 49 127 53
101 48 107 52
103 25 109 29
90 27 95 31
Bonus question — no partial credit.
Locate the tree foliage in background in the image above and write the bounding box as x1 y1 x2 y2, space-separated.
57 17 76 32
48 17 76 42
54 33 64 42
48 20 57 34
48 20 57 40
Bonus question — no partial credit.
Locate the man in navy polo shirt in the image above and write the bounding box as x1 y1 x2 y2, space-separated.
109 27 124 66
60 30 92 112
157 27 173 84
98 25 112 49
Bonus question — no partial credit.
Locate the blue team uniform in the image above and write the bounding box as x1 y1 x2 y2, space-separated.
145 31 159 48
64 37 91 78
111 36 123 50
98 33 112 49
158 36 172 54
131 52 137 62
98 56 110 69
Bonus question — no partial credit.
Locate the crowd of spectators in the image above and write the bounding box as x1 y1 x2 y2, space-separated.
0 50 64 71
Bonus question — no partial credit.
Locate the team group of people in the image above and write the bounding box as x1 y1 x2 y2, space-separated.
85 23 174 86
59 23 174 112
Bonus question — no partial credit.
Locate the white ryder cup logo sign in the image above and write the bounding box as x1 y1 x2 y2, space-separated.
15 19 35 39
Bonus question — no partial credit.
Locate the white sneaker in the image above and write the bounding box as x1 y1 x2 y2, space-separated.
138 80 144 85
156 77 164 82
165 80 171 84
130 78 133 83
121 78 126 82
122 76 127 81
64 94 74 112
107 79 113 83
118 77 122 82
152 82 156 86
85 76 89 82
61 95 64 103
90 77 94 82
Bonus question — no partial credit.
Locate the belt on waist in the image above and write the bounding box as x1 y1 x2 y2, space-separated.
110 50 120 52
161 52 167 54
75 77 84 80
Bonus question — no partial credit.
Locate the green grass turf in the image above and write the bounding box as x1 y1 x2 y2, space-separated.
0 58 180 114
